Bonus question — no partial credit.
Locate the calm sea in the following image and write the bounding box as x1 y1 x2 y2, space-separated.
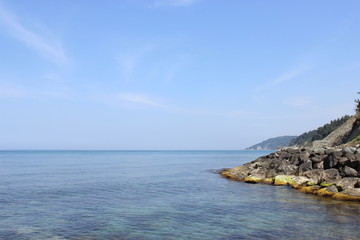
0 150 360 240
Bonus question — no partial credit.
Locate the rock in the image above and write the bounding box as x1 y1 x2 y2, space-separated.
341 188 360 197
324 148 334 155
324 152 341 169
298 160 313 175
274 175 295 186
340 166 358 177
337 157 348 166
275 160 298 175
260 178 274 184
332 192 360 201
277 151 291 159
302 169 323 185
322 169 341 182
297 185 321 194
319 181 335 187
227 165 251 180
334 177 360 191
344 147 356 154
286 148 300 154
346 158 360 170
243 176 262 183
314 162 324 169
317 187 337 197
290 176 310 188
343 152 356 161
313 148 325 155
326 185 338 193
310 156 324 163
219 144 360 202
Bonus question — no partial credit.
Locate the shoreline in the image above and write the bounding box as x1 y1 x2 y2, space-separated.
219 146 360 202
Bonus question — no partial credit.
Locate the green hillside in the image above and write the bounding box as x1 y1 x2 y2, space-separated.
289 115 351 147
246 136 297 150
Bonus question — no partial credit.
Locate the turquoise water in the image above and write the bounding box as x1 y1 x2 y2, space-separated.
1 150 360 240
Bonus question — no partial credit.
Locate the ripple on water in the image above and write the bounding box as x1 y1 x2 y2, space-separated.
1 151 360 240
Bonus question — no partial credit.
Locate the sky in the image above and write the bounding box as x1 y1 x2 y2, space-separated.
0 0 359 150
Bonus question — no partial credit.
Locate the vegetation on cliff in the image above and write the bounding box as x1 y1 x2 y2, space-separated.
355 92 360 114
289 115 351 147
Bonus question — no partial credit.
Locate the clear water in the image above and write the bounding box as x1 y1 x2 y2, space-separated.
1 150 360 240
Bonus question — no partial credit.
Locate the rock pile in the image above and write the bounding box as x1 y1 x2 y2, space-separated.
219 146 360 201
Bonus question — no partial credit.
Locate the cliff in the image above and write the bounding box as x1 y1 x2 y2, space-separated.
220 114 360 201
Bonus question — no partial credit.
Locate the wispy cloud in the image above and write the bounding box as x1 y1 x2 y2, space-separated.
151 0 198 8
116 93 163 107
0 82 71 100
0 3 67 65
283 97 311 107
117 45 155 82
119 54 137 82
270 65 313 86
255 65 313 92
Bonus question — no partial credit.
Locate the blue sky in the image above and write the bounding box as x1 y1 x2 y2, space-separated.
0 0 359 150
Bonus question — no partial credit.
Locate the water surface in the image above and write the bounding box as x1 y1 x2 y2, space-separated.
1 150 359 239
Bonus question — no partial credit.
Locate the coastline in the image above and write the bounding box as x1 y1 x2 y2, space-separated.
219 146 360 202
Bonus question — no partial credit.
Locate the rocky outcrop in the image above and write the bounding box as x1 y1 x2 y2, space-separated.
219 146 360 201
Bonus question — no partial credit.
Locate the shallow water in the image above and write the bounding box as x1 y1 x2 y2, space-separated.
0 150 360 240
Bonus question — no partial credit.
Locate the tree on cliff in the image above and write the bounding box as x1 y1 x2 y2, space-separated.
355 92 360 113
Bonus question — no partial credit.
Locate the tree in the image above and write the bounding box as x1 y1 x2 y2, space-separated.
356 92 360 113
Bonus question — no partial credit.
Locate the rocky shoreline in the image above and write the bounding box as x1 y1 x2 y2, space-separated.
219 146 360 201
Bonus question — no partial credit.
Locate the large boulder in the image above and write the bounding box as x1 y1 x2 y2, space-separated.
334 177 360 191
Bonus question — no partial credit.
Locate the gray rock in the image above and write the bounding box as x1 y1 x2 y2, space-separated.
346 158 360 170
324 148 334 155
334 177 360 191
342 188 360 197
314 162 324 169
313 148 325 155
326 185 338 193
310 156 324 163
298 160 313 175
341 166 358 177
344 147 356 154
324 152 341 169
286 148 300 154
337 157 348 166
321 168 341 182
302 169 324 185
343 152 356 161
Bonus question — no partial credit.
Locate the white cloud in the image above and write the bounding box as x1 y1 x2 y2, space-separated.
116 93 163 107
117 45 155 82
0 83 26 99
271 65 312 86
0 82 71 100
119 54 138 82
152 0 198 7
254 65 313 93
0 3 67 65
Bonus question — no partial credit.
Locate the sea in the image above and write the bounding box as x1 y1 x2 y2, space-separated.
0 150 360 240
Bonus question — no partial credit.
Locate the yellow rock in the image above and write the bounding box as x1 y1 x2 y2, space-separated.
332 193 360 201
274 175 295 186
297 185 320 194
316 188 336 198
260 178 274 184
243 176 262 183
